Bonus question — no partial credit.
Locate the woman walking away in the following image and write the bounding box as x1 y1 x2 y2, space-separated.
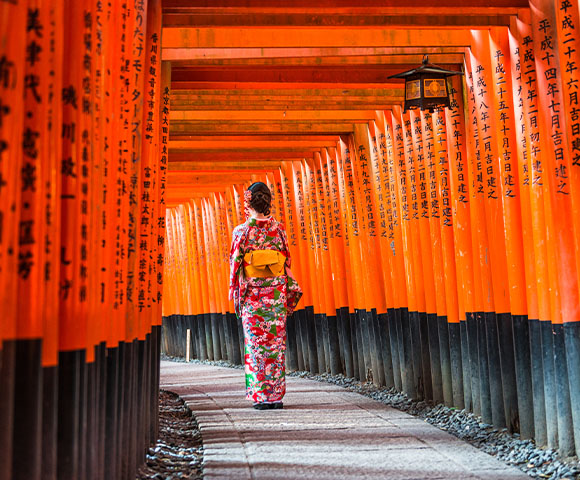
229 182 302 410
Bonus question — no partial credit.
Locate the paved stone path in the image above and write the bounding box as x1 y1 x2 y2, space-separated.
161 361 529 480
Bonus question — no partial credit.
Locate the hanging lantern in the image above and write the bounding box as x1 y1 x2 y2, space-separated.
388 55 463 112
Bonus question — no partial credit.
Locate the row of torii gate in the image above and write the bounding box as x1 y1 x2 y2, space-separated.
1 1 580 480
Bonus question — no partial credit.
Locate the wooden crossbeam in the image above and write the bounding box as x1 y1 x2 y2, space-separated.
169 53 465 67
168 172 263 185
170 110 380 121
162 12 516 28
170 147 325 154
162 1 528 12
163 46 466 62
162 28 472 49
169 152 315 163
170 87 404 97
169 122 357 135
170 98 402 111
169 161 304 172
168 161 283 171
170 142 337 152
170 64 445 85
170 134 340 141
170 81 405 90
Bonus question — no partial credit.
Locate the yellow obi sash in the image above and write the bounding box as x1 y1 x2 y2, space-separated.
244 250 286 278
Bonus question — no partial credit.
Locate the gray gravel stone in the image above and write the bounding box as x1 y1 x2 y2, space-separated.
137 390 204 480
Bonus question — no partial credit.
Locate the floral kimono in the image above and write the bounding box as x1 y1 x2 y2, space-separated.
229 216 302 403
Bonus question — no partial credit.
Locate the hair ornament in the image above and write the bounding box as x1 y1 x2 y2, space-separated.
244 188 252 219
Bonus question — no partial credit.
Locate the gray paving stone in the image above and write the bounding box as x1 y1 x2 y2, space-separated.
160 361 529 480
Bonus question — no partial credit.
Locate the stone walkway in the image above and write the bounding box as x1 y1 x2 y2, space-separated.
161 361 530 480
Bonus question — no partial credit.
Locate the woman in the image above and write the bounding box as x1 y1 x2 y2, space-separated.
229 182 302 410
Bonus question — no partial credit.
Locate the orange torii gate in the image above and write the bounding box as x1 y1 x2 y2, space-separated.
161 0 580 462
2 1 580 479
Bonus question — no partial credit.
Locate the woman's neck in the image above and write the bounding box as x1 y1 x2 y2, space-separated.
252 213 270 220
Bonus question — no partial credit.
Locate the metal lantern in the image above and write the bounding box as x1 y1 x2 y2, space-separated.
388 55 463 112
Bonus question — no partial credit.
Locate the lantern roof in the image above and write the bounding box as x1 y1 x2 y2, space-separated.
388 55 463 79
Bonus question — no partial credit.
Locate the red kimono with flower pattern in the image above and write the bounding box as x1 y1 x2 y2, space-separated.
229 217 302 403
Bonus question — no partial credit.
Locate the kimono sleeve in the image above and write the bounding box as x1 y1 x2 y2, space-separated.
229 224 247 304
277 223 303 315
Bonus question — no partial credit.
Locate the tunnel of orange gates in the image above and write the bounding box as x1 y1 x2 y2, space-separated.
1 1 580 479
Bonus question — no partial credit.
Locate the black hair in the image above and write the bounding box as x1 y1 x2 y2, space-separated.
248 182 272 216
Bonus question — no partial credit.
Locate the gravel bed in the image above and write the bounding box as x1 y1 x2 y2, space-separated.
166 356 580 480
137 390 203 480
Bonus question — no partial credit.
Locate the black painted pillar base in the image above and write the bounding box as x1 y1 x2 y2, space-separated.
361 310 374 380
105 345 120 480
398 308 415 398
57 350 83 480
419 312 433 401
85 352 97 480
541 321 559 449
229 313 242 365
197 313 208 360
327 315 342 376
485 312 505 429
395 309 406 393
378 312 394 388
120 341 136 480
351 311 364 380
210 313 221 361
466 312 480 416
314 313 326 374
77 349 87 480
135 339 147 468
221 314 232 362
220 314 229 360
498 313 518 433
12 339 43 480
298 309 310 371
528 319 547 446
409 311 424 399
98 342 108 478
512 314 534 439
152 325 162 441
450 321 465 409
427 313 443 404
553 323 575 457
477 312 492 425
42 364 58 480
387 309 402 391
438 317 453 407
185 316 196 360
367 309 383 385
321 313 331 374
564 321 580 456
335 308 345 374
160 317 168 355
361 309 373 381
305 307 319 374
339 307 354 378
204 313 213 360
294 309 306 371
286 311 298 371
302 309 313 371
0 341 15 480
238 318 245 365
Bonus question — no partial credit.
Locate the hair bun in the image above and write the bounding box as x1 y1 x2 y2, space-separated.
248 182 272 216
